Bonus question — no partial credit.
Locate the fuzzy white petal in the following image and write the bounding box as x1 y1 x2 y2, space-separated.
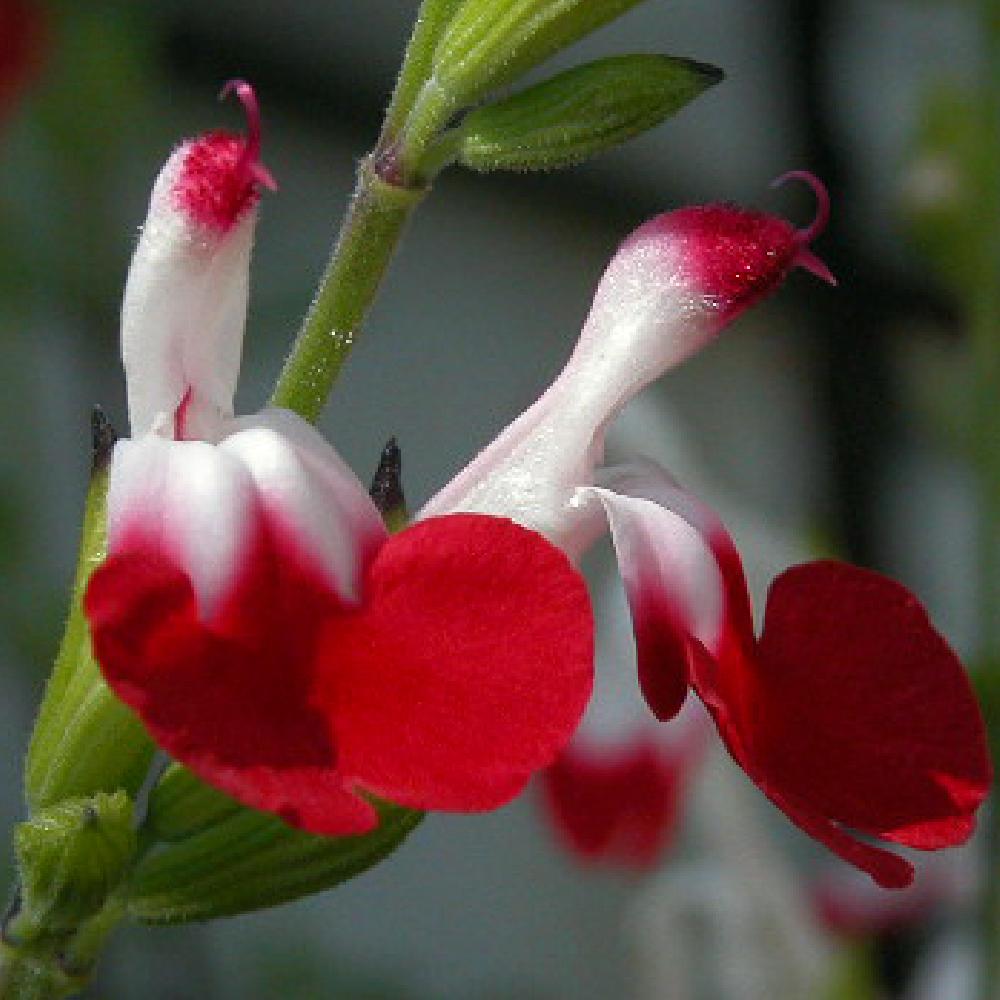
107 435 256 618
121 146 254 438
221 408 387 602
421 229 716 559
579 461 729 658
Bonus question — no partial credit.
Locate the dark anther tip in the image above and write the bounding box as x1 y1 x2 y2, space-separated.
369 437 404 516
91 406 118 474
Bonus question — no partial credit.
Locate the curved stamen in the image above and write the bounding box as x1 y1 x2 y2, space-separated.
770 170 831 246
220 78 278 191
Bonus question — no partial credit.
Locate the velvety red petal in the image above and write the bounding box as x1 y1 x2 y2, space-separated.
671 547 988 885
585 467 757 723
317 514 594 813
763 784 915 889
632 590 694 722
540 738 685 870
85 521 378 835
693 651 917 888
751 561 991 849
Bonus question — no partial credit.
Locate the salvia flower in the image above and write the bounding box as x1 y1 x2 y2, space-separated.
84 82 594 836
422 174 991 888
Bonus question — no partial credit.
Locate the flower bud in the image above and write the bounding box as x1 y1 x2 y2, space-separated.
432 0 646 107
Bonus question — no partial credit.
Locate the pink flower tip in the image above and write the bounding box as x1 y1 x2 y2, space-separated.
220 78 278 192
770 170 837 287
172 79 277 232
622 170 838 328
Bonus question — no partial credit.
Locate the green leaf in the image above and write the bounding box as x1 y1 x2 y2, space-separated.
456 54 723 172
126 800 423 924
433 0 649 106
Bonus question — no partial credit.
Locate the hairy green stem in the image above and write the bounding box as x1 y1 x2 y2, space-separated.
269 158 427 423
269 0 474 421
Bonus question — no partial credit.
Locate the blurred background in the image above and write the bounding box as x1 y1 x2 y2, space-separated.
0 0 993 997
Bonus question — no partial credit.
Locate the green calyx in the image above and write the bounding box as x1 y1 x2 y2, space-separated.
0 940 89 1000
25 411 155 814
127 794 423 925
142 765 244 845
456 54 723 172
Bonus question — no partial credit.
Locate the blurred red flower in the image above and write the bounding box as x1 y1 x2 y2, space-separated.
0 0 45 122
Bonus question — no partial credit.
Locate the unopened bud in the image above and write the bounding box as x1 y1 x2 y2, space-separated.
433 0 646 107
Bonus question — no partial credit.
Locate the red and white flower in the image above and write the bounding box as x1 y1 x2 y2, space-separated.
84 82 594 836
82 77 988 873
423 175 991 888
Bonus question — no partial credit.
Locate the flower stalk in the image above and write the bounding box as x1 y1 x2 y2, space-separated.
270 0 713 423
269 0 470 424
269 160 427 422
